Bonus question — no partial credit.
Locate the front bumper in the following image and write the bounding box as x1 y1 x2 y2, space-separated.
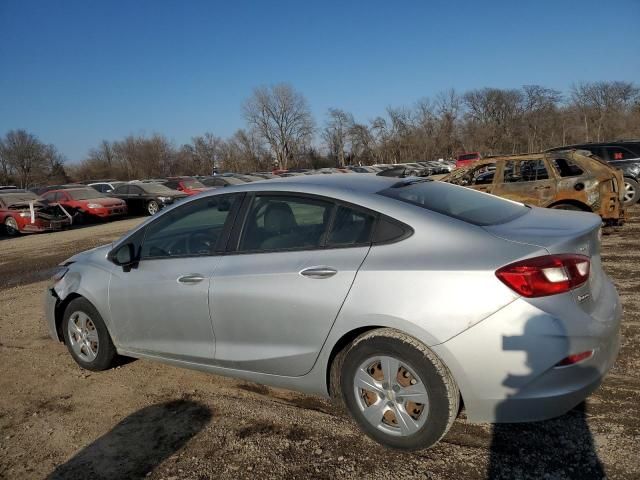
44 287 62 342
22 218 71 233
432 276 622 423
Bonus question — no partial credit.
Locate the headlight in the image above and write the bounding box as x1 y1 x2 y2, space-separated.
157 196 171 202
87 203 102 209
18 212 31 217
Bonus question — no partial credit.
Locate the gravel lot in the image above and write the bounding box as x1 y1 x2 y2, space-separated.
0 208 638 479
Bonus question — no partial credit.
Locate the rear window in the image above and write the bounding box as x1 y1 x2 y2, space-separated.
378 180 528 226
458 153 479 161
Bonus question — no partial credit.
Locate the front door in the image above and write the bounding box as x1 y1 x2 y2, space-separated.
109 193 242 363
210 194 375 376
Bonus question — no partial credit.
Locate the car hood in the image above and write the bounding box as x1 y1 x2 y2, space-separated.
65 243 113 264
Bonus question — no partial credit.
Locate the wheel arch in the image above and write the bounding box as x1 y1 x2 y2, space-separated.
546 199 592 211
54 292 84 343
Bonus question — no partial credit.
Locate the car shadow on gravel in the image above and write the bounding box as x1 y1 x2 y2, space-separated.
46 399 212 480
488 318 605 479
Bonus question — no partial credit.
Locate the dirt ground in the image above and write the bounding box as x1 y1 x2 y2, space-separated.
0 209 638 480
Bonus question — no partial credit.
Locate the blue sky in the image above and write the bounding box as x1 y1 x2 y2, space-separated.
1 0 638 162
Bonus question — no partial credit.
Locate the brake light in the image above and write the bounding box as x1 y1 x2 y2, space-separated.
495 254 590 298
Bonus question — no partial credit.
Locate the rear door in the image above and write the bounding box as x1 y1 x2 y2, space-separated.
210 193 375 376
495 158 557 206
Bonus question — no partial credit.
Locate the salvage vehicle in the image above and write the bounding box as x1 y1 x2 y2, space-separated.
45 175 621 450
41 187 127 223
547 141 640 205
0 190 71 235
162 177 211 196
455 151 481 168
200 176 247 188
87 181 127 194
442 150 625 226
108 182 187 215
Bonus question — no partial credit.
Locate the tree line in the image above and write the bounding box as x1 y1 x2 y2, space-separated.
1 80 638 186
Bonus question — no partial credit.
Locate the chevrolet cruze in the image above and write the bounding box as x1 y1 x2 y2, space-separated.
44 175 621 450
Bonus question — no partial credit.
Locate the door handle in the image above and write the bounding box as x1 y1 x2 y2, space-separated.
177 274 205 284
299 266 338 279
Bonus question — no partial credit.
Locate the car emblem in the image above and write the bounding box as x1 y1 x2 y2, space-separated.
577 293 591 302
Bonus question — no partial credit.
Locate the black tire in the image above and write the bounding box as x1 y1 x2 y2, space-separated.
62 297 117 371
72 211 86 225
4 216 20 236
623 177 640 206
550 203 584 211
340 328 459 450
146 200 160 215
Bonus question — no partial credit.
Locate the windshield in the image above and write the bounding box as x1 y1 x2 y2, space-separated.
142 183 176 194
0 193 39 205
68 189 104 200
182 179 205 188
378 180 529 226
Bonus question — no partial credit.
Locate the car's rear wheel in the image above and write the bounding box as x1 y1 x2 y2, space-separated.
62 297 117 371
340 328 459 450
4 216 20 236
623 178 640 205
147 200 159 215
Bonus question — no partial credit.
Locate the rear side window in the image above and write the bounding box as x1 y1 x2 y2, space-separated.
326 206 375 246
379 180 528 226
552 158 584 177
113 185 129 194
605 146 638 161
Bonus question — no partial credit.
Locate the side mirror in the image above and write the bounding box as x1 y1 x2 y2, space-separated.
108 243 138 272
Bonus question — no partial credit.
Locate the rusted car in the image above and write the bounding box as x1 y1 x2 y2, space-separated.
441 149 624 226
0 190 72 235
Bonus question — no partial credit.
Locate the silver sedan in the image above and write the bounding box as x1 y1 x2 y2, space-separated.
44 175 621 450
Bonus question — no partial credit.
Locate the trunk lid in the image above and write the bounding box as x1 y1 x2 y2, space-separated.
483 206 604 314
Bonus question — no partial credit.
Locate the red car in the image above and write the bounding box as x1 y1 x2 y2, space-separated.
455 152 481 168
41 187 127 222
162 177 210 196
0 190 71 235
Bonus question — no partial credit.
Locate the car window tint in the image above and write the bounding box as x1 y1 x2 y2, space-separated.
606 146 637 161
504 159 549 182
379 180 528 226
141 195 239 259
113 185 128 194
129 186 142 194
239 195 333 252
327 205 375 246
552 158 584 177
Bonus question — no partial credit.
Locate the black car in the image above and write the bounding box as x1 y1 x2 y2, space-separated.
108 183 187 215
547 141 640 205
200 176 247 187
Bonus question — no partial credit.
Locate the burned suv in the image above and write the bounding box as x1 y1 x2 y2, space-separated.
547 141 640 205
442 149 624 226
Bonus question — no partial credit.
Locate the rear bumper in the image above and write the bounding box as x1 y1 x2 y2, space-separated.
432 276 622 423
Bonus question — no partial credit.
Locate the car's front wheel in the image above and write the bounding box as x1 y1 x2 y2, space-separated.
340 328 459 450
62 297 117 371
4 216 20 236
147 200 159 215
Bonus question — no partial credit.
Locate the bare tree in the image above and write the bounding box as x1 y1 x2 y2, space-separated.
2 130 47 187
243 84 315 170
322 108 353 166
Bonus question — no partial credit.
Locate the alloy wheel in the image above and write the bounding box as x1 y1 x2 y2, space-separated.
624 181 636 204
67 311 99 362
147 201 159 215
353 355 429 437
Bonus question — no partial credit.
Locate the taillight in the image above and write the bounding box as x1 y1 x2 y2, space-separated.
495 254 590 298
